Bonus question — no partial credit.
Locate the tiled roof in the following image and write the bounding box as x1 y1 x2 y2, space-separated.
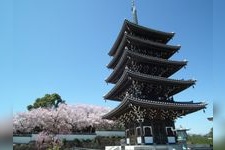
103 96 207 119
104 70 195 101
108 19 175 56
106 50 187 83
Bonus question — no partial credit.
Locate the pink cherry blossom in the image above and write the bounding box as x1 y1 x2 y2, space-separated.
13 104 121 134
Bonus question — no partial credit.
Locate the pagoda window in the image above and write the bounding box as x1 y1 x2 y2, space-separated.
166 127 175 136
126 129 130 137
166 127 176 144
125 129 130 145
144 126 152 136
136 127 141 137
143 126 154 144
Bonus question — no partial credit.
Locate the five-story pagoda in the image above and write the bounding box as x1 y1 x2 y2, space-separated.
103 1 207 145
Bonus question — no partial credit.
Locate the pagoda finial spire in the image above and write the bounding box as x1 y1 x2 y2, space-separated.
131 0 138 24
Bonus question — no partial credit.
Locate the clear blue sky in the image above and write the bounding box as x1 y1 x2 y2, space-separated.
1 0 221 135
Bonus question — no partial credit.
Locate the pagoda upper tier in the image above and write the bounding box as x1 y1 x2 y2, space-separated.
102 96 207 120
105 50 187 84
108 19 175 56
104 70 195 101
107 34 180 69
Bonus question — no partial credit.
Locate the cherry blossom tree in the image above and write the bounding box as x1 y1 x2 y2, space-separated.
36 131 63 150
13 111 34 134
13 103 121 134
13 103 124 149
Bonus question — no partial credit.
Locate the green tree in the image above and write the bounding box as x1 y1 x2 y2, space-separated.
208 127 213 138
187 133 212 145
27 93 65 110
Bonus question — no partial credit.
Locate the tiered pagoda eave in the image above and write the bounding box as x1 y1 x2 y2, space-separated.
108 19 175 56
103 96 207 120
105 50 187 83
107 34 181 69
104 70 196 101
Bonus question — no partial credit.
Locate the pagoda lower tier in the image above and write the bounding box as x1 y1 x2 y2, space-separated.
103 96 207 145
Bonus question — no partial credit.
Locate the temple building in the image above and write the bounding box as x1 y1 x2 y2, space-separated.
103 0 207 145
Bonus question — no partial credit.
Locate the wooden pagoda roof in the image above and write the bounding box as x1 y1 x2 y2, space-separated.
104 70 195 101
107 34 180 69
106 50 187 84
102 96 207 120
108 19 175 56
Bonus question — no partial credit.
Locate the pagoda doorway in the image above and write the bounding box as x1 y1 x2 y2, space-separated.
153 121 167 144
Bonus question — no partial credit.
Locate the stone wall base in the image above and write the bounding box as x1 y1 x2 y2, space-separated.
105 145 182 150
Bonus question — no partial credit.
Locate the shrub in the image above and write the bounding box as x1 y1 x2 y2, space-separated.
73 138 82 147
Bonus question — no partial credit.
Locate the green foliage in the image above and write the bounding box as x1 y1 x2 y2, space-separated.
62 138 67 145
73 138 82 147
27 93 65 110
208 127 213 138
187 134 212 145
187 127 213 145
